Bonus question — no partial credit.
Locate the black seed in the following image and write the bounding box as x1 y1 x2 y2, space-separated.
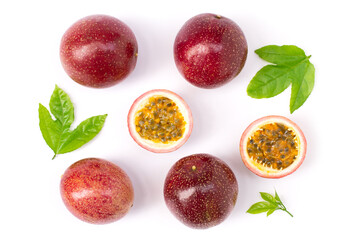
167 103 172 107
257 156 262 160
285 147 289 152
267 148 271 153
247 148 252 153
277 160 282 165
281 155 285 159
253 143 258 148
279 148 284 153
161 137 166 142
249 139 254 144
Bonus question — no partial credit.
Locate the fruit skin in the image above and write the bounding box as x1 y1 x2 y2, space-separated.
174 13 248 89
60 158 134 224
60 15 138 88
164 154 238 229
128 89 193 153
240 115 307 178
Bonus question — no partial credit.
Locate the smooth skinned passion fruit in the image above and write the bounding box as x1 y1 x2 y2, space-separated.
128 89 193 153
164 154 238 229
60 158 134 224
240 115 307 178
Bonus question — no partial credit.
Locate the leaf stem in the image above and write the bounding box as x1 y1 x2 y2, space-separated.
284 209 293 217
52 154 57 160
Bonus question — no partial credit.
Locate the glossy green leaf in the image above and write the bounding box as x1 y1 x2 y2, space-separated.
248 45 315 113
255 45 307 66
246 201 276 214
58 114 107 154
260 192 277 204
38 85 107 159
247 65 292 98
247 190 293 217
49 85 74 128
38 104 61 151
290 61 315 113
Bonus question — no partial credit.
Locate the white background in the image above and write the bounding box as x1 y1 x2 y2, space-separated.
1 0 348 239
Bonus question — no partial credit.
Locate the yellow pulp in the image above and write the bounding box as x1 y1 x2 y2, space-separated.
247 123 299 170
134 96 186 143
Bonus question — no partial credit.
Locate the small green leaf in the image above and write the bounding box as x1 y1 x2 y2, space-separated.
290 61 315 113
58 114 107 154
260 192 277 204
247 65 292 98
274 190 281 203
255 45 307 66
49 85 74 127
38 104 61 151
247 189 293 217
246 201 275 214
267 208 276 216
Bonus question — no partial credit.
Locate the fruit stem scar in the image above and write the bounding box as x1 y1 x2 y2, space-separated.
191 165 197 171
215 15 222 19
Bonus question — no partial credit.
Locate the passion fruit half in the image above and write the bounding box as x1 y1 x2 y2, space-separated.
128 89 193 153
240 115 306 178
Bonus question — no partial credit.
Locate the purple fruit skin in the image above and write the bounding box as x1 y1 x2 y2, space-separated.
174 13 248 89
60 15 138 88
164 153 238 229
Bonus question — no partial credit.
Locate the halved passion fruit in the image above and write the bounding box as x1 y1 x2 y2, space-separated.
128 89 193 153
240 115 306 178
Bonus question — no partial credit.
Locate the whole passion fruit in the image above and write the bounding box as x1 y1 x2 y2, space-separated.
240 116 307 178
60 14 138 88
128 89 193 153
164 154 238 229
60 158 134 224
174 13 248 89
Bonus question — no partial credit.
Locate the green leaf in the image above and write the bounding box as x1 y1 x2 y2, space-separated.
247 189 293 217
246 201 276 214
274 190 281 203
49 85 74 127
58 114 107 154
260 192 277 204
38 85 107 159
38 104 61 151
248 45 315 113
290 61 315 113
255 45 307 66
247 65 292 98
267 208 276 216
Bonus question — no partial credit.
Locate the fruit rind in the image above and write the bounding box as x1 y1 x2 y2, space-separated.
128 89 193 153
240 115 306 178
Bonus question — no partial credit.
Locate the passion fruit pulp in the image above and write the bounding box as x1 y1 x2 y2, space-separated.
240 116 306 178
128 89 193 153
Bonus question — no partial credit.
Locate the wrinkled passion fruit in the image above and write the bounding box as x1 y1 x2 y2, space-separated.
240 115 306 178
164 153 238 229
128 89 193 153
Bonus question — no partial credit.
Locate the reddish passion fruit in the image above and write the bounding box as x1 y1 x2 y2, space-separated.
60 158 134 224
240 116 306 178
128 89 193 153
164 153 238 229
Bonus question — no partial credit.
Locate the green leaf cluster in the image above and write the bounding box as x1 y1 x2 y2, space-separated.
38 85 107 159
247 45 315 113
247 190 293 217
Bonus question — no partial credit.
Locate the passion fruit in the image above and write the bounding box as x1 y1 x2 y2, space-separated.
240 116 306 178
128 89 193 153
163 153 238 229
60 158 134 224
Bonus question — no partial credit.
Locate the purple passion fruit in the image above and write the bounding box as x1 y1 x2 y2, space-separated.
128 89 193 153
174 13 248 89
240 115 307 178
60 158 134 224
60 14 138 88
164 154 238 229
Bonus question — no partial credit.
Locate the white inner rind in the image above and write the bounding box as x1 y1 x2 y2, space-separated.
129 90 192 151
241 117 306 177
